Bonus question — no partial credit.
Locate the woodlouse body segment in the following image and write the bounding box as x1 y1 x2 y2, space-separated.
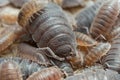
17 43 51 66
27 66 64 80
75 0 103 34
18 0 77 59
84 42 111 66
90 0 120 40
18 0 49 27
65 69 120 80
75 31 97 46
0 60 23 80
101 36 120 73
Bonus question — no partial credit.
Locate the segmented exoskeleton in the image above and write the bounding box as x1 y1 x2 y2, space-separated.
75 31 97 46
0 60 23 80
27 66 64 80
50 58 74 76
17 43 51 66
90 0 120 40
65 68 120 80
101 36 120 73
75 0 103 34
84 42 111 66
18 0 77 61
0 57 47 80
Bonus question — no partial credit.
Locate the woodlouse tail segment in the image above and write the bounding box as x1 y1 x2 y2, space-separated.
16 43 51 66
74 31 97 47
84 42 111 66
37 47 65 61
0 60 23 80
18 0 49 27
27 66 63 80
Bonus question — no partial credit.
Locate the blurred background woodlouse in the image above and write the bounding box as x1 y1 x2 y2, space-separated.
75 0 103 34
90 0 120 40
65 68 120 80
0 60 23 80
18 0 77 60
27 66 64 80
0 57 47 80
9 0 29 8
84 42 111 66
101 36 120 73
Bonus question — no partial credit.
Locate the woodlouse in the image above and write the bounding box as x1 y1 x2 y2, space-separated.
90 0 120 40
75 31 97 46
9 0 29 8
0 57 47 80
51 58 74 76
84 42 111 66
0 23 24 52
17 43 51 66
75 0 103 34
18 0 77 60
0 60 23 80
27 66 64 80
65 68 120 80
108 26 120 41
101 36 120 73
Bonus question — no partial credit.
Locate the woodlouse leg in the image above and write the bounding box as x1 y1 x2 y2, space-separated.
37 47 65 61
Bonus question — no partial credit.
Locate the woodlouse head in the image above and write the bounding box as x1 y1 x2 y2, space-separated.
18 0 49 27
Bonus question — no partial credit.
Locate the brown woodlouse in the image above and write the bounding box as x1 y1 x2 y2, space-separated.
17 43 51 66
0 57 47 80
18 0 77 61
0 60 23 80
65 68 120 80
75 0 103 34
27 66 64 80
101 36 120 73
75 31 97 46
0 58 65 80
0 23 24 52
108 26 120 41
90 0 120 40
84 42 111 66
